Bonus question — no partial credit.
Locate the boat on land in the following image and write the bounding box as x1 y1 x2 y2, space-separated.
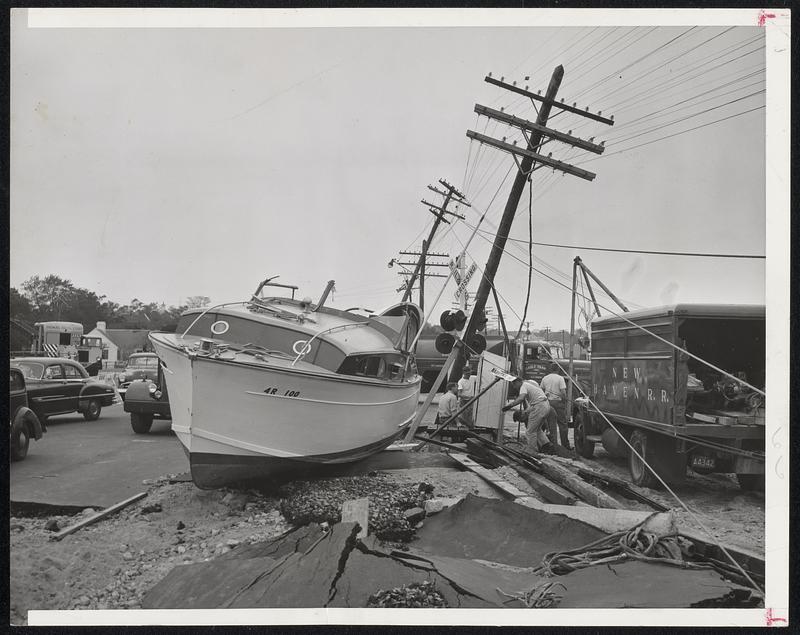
149 278 423 489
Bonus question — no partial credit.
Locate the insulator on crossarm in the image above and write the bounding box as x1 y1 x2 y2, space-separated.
611 115 615 121
513 80 517 86
488 72 493 77
500 107 504 112
525 86 529 90
524 75 530 81
538 90 541 95
585 106 589 111
601 140 606 146
589 137 595 142
598 111 602 115
573 102 576 107
502 137 507 142
501 76 504 81
568 130 572 135
560 98 564 102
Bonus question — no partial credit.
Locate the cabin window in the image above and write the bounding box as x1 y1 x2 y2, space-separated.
59 332 72 345
337 353 407 381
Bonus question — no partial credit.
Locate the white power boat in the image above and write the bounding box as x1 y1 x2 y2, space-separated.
149 278 423 488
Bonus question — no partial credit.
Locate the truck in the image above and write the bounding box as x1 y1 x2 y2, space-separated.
571 304 765 491
15 321 105 366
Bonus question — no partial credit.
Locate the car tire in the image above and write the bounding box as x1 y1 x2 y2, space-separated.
628 429 657 488
573 410 594 459
83 399 101 421
736 473 764 492
11 422 30 461
131 412 154 434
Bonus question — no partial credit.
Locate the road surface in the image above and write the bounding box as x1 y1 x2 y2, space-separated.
10 403 187 509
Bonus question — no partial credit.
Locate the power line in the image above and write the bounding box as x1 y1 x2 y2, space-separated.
471 232 766 259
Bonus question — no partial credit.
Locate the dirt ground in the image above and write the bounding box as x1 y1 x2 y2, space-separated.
8 459 504 625
9 430 765 624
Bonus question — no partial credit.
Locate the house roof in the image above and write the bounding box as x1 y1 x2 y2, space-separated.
95 328 151 352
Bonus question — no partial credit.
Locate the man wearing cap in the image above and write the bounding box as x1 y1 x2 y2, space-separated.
502 377 554 453
541 362 571 450
457 366 476 429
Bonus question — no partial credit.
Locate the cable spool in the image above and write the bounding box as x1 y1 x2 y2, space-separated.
434 332 456 354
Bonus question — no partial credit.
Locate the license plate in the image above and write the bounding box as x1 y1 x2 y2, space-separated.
692 455 716 469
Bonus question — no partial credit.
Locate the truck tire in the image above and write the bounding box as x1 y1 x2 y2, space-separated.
573 410 594 459
131 412 154 434
628 429 657 488
736 473 764 492
83 399 101 421
10 421 30 461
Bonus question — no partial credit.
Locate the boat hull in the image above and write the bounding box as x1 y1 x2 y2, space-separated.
151 334 420 488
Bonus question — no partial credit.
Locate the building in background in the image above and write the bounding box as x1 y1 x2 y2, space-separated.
86 321 152 365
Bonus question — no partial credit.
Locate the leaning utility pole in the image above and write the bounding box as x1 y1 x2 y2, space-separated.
401 180 468 308
449 65 612 384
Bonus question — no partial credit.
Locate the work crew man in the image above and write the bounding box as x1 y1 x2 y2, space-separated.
435 382 460 427
502 377 554 453
457 366 476 429
541 362 571 450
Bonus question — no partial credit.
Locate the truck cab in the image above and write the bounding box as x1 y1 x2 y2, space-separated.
572 304 765 491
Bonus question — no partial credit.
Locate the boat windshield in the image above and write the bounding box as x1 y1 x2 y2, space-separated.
127 356 159 368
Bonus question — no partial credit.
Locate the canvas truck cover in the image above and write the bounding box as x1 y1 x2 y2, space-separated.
589 304 765 430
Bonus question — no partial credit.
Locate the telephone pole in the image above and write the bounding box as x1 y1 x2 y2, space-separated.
448 65 612 384
400 180 467 309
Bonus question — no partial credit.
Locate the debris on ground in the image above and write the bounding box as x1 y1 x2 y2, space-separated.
278 474 435 541
367 580 448 608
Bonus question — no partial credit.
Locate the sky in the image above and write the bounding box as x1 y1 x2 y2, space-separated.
10 9 782 333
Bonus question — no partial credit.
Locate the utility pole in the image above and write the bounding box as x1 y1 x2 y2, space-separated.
401 180 468 307
450 66 565 383
448 66 613 385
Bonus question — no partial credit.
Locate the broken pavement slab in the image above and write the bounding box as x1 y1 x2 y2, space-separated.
411 495 607 567
556 560 757 608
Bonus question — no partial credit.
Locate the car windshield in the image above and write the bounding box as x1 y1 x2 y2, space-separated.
127 357 158 368
12 361 44 380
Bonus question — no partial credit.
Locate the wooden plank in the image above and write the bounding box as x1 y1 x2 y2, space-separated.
341 497 370 539
537 457 626 510
514 465 577 506
50 492 148 541
448 453 529 499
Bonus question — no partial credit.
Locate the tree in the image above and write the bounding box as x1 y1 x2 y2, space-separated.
10 287 33 322
21 275 77 320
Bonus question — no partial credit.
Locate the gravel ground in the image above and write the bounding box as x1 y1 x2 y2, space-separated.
9 461 501 625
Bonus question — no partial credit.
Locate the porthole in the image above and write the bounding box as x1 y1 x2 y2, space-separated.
211 320 230 335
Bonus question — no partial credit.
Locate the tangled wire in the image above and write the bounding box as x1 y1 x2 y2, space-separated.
531 513 710 578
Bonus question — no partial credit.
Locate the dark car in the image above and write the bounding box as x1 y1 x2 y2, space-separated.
9 367 46 461
10 357 117 422
123 360 171 434
116 352 160 401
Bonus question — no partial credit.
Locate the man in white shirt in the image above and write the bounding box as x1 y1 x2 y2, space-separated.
457 366 476 429
540 363 571 450
502 377 553 452
435 382 460 427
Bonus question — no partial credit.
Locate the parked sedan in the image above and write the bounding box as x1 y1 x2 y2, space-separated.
9 367 46 461
123 359 171 434
116 352 160 401
10 357 116 422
